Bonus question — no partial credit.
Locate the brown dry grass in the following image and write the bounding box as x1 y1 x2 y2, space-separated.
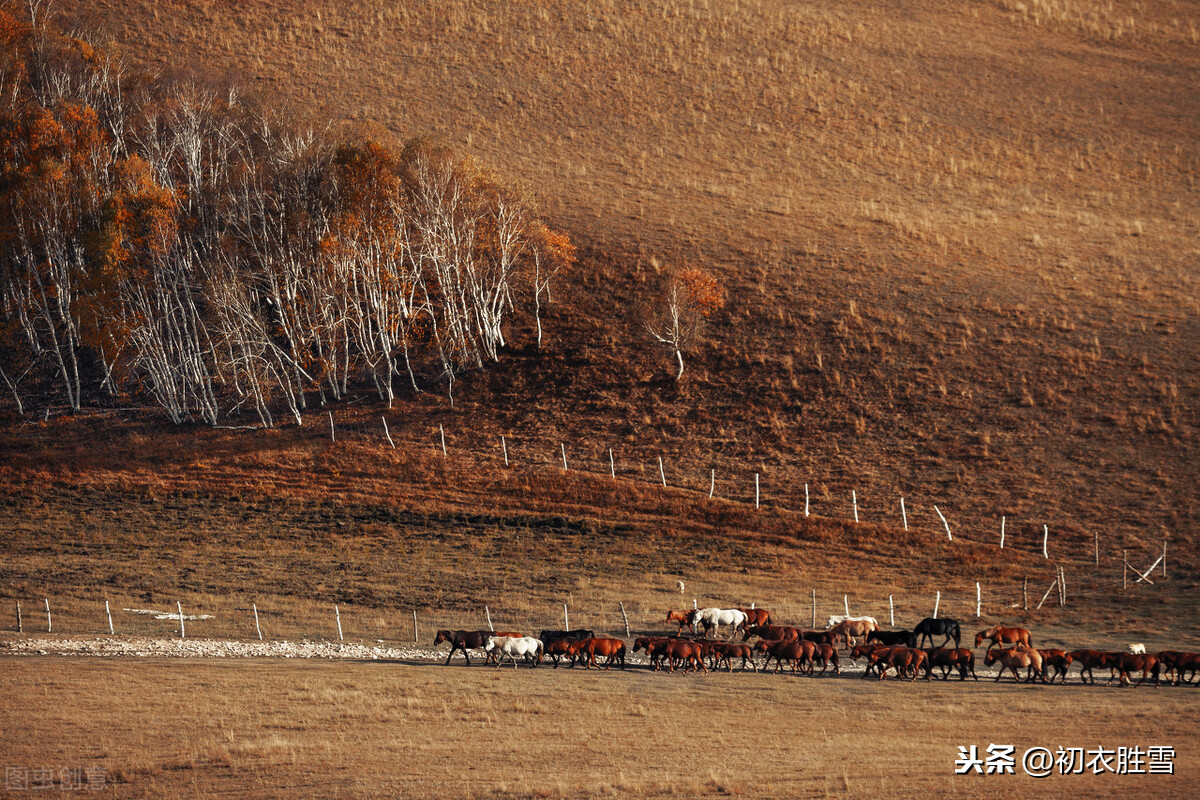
1 1 1197 795
1 658 1198 798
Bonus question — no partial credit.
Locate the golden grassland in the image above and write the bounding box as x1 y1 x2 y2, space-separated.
2 1 1198 796
1 658 1198 798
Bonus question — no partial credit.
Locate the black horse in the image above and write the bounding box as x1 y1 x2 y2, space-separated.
433 629 493 665
867 628 917 648
913 617 961 649
538 629 594 644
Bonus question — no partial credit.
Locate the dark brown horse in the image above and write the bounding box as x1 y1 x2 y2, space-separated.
570 637 627 670
974 625 1033 650
877 647 926 681
433 630 494 665
708 641 758 672
813 642 840 675
1068 649 1118 684
1039 649 1073 684
755 639 815 674
924 647 977 681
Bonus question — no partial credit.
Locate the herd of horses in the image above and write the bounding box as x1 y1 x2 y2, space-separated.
433 606 1200 687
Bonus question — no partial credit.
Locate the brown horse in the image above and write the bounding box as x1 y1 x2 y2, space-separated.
1107 653 1160 687
709 641 758 672
1039 649 1073 684
850 643 890 678
742 624 800 643
665 609 694 634
813 642 840 675
569 637 626 670
974 625 1033 650
542 637 578 668
755 639 815 674
662 639 707 673
739 608 772 627
878 647 926 681
1156 651 1200 685
985 647 1044 682
829 619 876 648
1068 650 1118 684
924 647 978 681
632 637 671 671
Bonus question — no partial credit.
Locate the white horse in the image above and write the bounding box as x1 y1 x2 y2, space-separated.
692 608 748 639
1128 643 1146 655
485 636 543 668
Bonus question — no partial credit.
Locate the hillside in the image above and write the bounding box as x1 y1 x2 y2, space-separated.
3 0 1196 631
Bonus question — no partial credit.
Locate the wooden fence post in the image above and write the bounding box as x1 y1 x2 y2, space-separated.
976 582 981 617
1036 578 1058 610
804 484 810 517
15 601 21 633
1162 541 1167 578
335 604 343 641
933 591 941 619
502 435 509 467
709 469 715 499
1094 531 1099 567
1042 524 1049 559
659 456 667 488
810 589 816 628
254 603 263 641
1058 566 1066 606
900 497 908 531
852 490 858 523
485 606 494 631
105 600 114 635
609 449 615 479
561 443 567 471
619 602 631 638
755 473 760 509
178 601 185 639
45 598 51 633
412 609 419 644
563 603 569 631
440 425 447 457
843 594 850 616
889 594 894 627
381 417 395 449
1023 576 1028 610
328 411 335 442
1123 551 1128 589
1000 516 1005 550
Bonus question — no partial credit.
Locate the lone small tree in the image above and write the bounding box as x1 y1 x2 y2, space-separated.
644 265 724 380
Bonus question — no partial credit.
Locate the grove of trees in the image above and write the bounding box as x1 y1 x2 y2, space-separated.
0 3 574 426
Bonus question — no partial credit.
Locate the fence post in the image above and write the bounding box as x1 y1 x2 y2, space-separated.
561 443 568 471
933 591 940 619
502 435 509 467
709 469 715 499
755 473 760 509
900 497 908 531
609 448 615 479
177 601 185 639
1094 531 1099 566
563 603 569 631
934 506 952 541
1162 541 1167 578
810 589 816 628
1042 524 1049 559
805 484 810 517
976 582 981 617
439 425 447 457
1058 566 1066 606
1036 578 1058 610
254 603 263 641
1000 516 1005 550
889 594 894 627
45 599 51 633
412 609 419 644
619 602 631 638
16 601 21 633
382 417 395 449
328 411 335 442
659 456 667 488
843 594 850 616
335 604 343 641
1023 576 1028 610
485 606 494 631
852 490 858 523
105 600 114 635
1123 551 1127 589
